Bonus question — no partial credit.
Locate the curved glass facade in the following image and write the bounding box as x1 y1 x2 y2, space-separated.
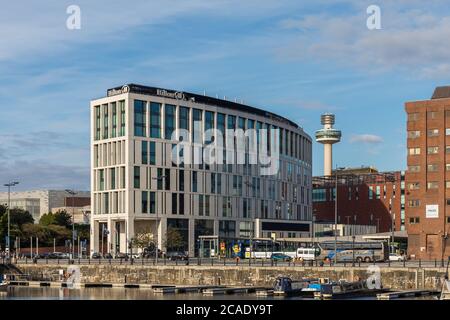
91 85 313 256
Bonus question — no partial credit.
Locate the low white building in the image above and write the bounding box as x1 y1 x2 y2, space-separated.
0 190 90 223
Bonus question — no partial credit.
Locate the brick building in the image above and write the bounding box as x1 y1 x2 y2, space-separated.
405 86 450 260
313 167 405 234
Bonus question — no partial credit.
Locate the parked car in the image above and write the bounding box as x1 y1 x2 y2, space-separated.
166 251 188 261
270 253 293 262
141 247 164 259
389 253 406 261
114 253 129 260
103 253 113 259
91 252 102 259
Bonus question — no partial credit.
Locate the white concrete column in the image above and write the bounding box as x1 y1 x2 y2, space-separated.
189 218 195 257
158 217 167 251
323 143 332 176
126 217 134 254
107 217 112 253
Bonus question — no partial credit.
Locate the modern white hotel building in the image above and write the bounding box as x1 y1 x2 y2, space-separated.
90 84 313 257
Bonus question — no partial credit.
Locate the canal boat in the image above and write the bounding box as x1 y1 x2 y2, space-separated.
313 279 387 299
0 281 8 292
273 277 319 296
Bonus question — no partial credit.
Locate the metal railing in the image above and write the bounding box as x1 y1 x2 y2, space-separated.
4 257 449 268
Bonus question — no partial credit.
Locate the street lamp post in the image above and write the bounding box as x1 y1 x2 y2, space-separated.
4 181 19 260
334 167 345 264
152 175 166 264
65 189 77 259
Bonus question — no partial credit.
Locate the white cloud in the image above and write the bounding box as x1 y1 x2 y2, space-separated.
350 134 383 144
275 3 450 78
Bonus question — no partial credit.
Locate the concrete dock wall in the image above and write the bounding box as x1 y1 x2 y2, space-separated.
10 264 448 291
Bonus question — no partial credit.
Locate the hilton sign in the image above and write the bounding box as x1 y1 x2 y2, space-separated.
156 89 187 101
107 85 130 97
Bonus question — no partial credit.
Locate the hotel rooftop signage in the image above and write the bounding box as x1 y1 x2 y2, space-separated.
106 83 302 130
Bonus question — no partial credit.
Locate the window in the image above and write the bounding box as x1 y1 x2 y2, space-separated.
217 113 225 148
205 195 210 216
408 165 420 173
428 129 439 137
111 102 117 138
446 128 450 136
376 186 381 199
198 195 204 216
110 168 116 190
409 147 421 155
119 100 126 136
192 109 202 143
217 173 222 194
427 164 438 172
149 141 156 165
179 107 189 135
134 100 146 137
427 146 438 154
103 104 109 139
150 102 161 138
179 170 184 191
408 113 419 121
408 182 420 190
446 164 450 171
150 192 156 214
447 216 450 223
205 111 214 144
142 141 148 164
312 189 326 202
211 173 216 194
368 186 374 200
409 217 420 224
157 168 163 190
427 182 439 189
427 111 438 119
446 181 450 189
164 104 176 140
446 146 450 154
192 171 198 192
99 169 104 191
172 193 177 214
408 131 420 139
165 169 170 191
134 167 140 188
179 194 184 215
408 199 420 207
142 191 148 213
95 106 101 140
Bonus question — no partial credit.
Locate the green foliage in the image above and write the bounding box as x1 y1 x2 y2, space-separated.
164 227 185 252
0 204 6 216
39 213 56 226
132 232 154 249
53 210 72 227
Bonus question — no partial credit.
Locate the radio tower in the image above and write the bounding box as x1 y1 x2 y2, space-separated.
315 113 342 176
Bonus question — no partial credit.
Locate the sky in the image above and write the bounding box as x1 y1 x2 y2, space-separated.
1 0 450 191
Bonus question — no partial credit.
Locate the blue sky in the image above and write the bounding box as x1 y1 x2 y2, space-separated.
1 0 450 191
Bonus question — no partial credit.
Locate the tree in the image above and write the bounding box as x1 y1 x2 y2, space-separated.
53 210 72 227
0 204 6 216
164 227 184 252
0 208 34 242
131 232 154 251
39 212 56 226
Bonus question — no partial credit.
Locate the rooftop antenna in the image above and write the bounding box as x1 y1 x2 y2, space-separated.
203 90 206 96
224 96 227 100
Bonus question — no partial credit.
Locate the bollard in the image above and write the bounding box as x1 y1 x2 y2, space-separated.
109 258 112 265
57 258 59 265
435 259 437 267
211 258 214 266
358 260 361 267
442 259 445 268
142 258 144 266
419 259 422 268
88 257 90 265
224 258 226 266
403 258 406 268
46 258 48 264
388 259 390 267
131 258 134 265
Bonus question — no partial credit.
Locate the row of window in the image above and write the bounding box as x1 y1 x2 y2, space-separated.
407 128 450 139
132 100 311 162
94 191 311 220
313 185 402 202
409 199 450 207
408 146 450 155
408 181 450 190
409 216 450 224
408 110 450 122
408 164 450 172
94 101 126 140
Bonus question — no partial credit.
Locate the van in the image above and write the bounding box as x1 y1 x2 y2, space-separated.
296 248 316 261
